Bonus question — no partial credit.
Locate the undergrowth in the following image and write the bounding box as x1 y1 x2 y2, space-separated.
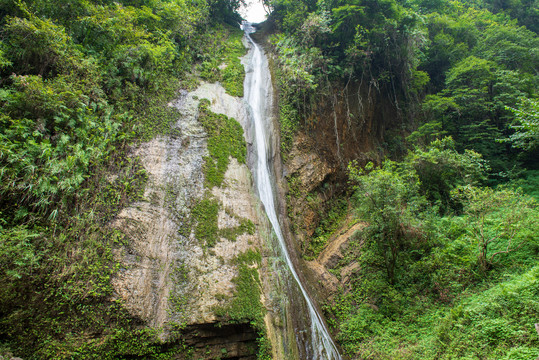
307 197 349 258
327 141 539 359
0 0 248 358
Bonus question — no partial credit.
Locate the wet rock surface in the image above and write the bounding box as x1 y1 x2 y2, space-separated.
181 323 258 360
111 82 267 348
284 132 336 194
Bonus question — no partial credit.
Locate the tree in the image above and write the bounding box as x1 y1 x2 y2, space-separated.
503 98 539 151
405 137 488 213
209 0 246 25
348 161 425 284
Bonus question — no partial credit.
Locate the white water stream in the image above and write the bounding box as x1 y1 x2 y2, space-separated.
242 23 342 360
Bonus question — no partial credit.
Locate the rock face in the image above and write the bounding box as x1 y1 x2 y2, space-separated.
305 221 366 300
182 323 258 360
283 132 337 248
285 132 336 194
110 82 272 357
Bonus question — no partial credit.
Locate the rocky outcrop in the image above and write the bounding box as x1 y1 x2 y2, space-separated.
317 221 365 270
283 132 337 249
305 221 366 300
284 132 336 194
110 81 274 358
181 323 258 360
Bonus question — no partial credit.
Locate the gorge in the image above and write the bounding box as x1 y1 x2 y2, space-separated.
243 22 342 360
0 1 537 359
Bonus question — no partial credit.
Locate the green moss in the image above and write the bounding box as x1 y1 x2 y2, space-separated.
278 102 300 158
234 248 262 266
198 99 247 188
198 26 247 97
215 250 263 325
192 194 220 247
227 263 263 324
219 216 256 242
213 249 271 359
168 263 189 331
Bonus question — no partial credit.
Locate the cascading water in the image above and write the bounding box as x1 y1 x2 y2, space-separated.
242 23 342 360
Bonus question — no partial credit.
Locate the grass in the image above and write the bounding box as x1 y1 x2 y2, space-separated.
334 266 539 360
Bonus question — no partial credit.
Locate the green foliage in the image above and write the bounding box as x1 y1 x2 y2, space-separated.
508 169 539 199
0 225 40 281
269 35 319 156
216 249 264 327
334 266 539 359
269 0 430 159
226 263 263 327
276 91 300 156
349 159 426 284
0 0 246 357
198 25 247 97
330 139 539 359
308 197 348 258
208 0 245 26
2 14 79 77
482 0 539 33
0 75 124 214
270 1 538 357
0 44 11 69
192 194 220 247
413 3 539 179
434 266 539 359
503 97 539 151
405 137 488 213
457 185 537 272
269 0 538 180
221 29 248 97
214 248 271 359
198 99 247 188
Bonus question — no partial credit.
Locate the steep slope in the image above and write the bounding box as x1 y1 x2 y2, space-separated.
110 80 269 358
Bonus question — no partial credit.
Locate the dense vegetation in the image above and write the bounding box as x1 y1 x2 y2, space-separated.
333 138 538 359
268 0 538 174
0 0 250 358
1 0 537 358
265 0 538 358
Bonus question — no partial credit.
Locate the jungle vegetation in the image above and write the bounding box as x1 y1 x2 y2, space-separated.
266 0 538 358
0 0 250 358
0 0 537 358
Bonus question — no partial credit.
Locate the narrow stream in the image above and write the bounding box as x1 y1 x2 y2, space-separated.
243 23 342 360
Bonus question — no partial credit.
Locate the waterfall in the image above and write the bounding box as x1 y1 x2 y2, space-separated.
242 23 342 360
